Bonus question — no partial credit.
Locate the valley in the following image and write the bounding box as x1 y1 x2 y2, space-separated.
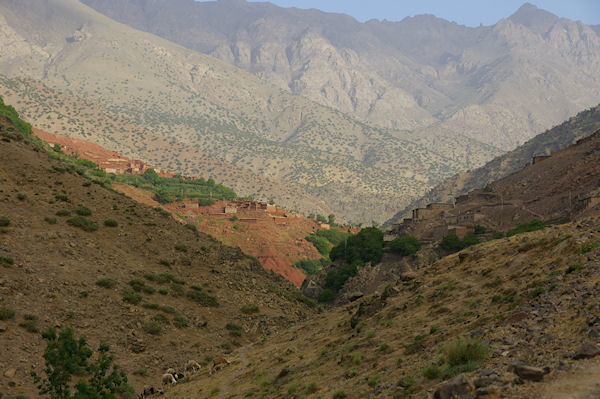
0 1 600 399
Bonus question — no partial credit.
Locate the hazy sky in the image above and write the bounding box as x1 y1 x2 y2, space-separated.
205 1 600 27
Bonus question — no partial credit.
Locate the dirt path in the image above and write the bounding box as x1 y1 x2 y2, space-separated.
533 360 600 399
218 345 250 399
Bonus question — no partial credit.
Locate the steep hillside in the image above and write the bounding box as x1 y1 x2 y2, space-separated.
0 0 501 224
0 99 317 397
0 75 335 220
160 217 600 399
385 103 600 228
83 0 600 150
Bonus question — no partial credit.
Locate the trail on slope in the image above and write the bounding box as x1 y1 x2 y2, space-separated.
218 345 250 399
534 360 600 399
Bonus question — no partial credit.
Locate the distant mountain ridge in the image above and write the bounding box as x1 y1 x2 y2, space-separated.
81 0 600 150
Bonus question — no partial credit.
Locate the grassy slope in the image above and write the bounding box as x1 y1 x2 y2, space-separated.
165 220 600 398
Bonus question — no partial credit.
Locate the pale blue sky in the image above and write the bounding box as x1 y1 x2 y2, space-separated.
201 1 600 27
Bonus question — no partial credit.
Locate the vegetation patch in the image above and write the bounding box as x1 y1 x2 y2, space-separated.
389 235 421 256
506 219 546 237
0 305 15 320
95 278 117 289
186 288 219 307
241 304 260 314
66 216 98 232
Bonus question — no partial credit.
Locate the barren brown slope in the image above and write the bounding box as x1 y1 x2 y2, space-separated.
162 216 600 399
385 103 600 228
0 109 316 397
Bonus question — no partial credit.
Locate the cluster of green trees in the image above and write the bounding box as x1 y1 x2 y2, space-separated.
294 229 351 275
317 227 384 301
114 168 236 204
307 213 337 226
388 235 421 256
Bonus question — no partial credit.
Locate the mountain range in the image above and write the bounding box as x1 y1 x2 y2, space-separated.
82 0 600 150
1 0 599 224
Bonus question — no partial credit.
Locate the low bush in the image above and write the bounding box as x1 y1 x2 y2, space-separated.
142 320 161 335
506 219 546 237
422 364 442 379
240 304 260 314
55 209 71 217
0 216 9 226
187 289 219 307
104 219 118 227
173 316 189 328
19 314 39 333
444 337 487 372
226 322 242 336
0 256 14 267
0 305 15 320
174 242 188 252
95 277 117 289
67 216 98 232
44 216 57 224
75 205 92 216
122 288 142 305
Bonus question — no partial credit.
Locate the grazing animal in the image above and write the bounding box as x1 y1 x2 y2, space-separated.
209 356 232 375
138 386 164 398
161 373 176 386
175 372 184 381
184 360 201 373
165 368 176 375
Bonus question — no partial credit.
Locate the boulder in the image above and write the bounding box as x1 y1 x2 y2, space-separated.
509 364 547 381
4 368 16 378
433 374 475 399
573 342 600 360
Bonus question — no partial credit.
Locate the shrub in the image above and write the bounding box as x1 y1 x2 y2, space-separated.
240 304 260 314
19 315 39 333
55 194 69 202
306 235 331 256
174 242 188 252
31 327 132 399
55 209 71 217
129 278 146 292
389 235 421 256
422 364 442 379
142 320 161 335
317 289 335 303
67 216 98 232
186 289 219 307
17 193 26 201
332 391 346 399
492 231 505 239
95 278 117 289
158 288 168 295
103 219 118 227
226 322 242 336
474 225 486 234
185 223 197 232
173 316 189 328
151 314 170 325
580 240 600 254
158 259 171 266
122 288 142 305
444 337 487 369
294 258 326 275
506 219 546 236
0 305 15 320
75 205 92 216
440 234 464 251
44 216 57 224
0 256 14 267
230 215 238 222
0 216 10 226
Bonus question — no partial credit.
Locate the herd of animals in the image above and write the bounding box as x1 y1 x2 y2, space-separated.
137 357 233 398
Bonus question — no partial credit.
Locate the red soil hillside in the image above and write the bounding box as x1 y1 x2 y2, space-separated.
33 128 173 177
32 127 325 287
163 200 325 288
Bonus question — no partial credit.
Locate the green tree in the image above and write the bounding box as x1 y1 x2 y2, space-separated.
389 235 421 256
31 327 132 399
327 214 336 226
142 168 159 185
316 214 327 223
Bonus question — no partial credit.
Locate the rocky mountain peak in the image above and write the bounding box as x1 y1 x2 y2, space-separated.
508 2 560 34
